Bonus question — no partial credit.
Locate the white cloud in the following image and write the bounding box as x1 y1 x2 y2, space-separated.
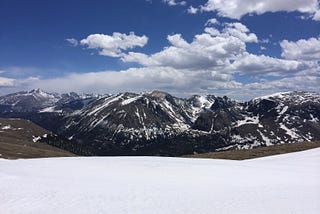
260 46 266 50
162 0 186 6
122 33 246 69
187 6 198 14
3 22 319 100
245 75 320 92
205 18 220 26
80 32 148 57
66 38 78 47
280 37 320 61
229 53 307 75
260 38 270 44
222 67 320 99
0 77 14 87
31 67 241 96
122 22 258 69
199 0 320 20
167 34 189 48
204 27 220 36
4 63 319 100
222 23 258 43
24 65 319 100
0 76 42 95
313 10 320 20
0 76 40 89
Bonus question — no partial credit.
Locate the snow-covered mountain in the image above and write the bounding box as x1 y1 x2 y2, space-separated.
0 89 60 112
0 89 97 113
0 90 319 155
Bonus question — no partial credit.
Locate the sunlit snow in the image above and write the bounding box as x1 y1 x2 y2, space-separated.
0 149 319 214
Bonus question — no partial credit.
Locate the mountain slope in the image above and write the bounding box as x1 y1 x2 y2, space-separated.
184 141 320 160
59 91 320 155
0 90 319 156
60 91 226 155
0 118 75 159
193 91 320 150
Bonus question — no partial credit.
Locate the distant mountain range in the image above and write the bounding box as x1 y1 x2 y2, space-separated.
0 89 319 156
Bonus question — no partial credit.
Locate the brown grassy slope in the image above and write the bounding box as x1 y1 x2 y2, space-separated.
0 118 76 159
183 141 320 160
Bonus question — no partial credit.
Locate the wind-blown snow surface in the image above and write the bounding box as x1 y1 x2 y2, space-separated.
1 149 320 214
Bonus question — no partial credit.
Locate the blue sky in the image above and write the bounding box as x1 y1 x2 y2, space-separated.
0 0 319 99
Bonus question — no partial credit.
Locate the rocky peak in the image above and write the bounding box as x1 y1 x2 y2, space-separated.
0 90 319 156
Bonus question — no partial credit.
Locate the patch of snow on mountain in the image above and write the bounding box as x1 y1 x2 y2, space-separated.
255 91 291 101
257 130 273 146
121 95 142 106
161 100 185 124
39 106 62 113
89 114 110 128
32 136 41 142
235 115 260 127
280 123 300 139
310 114 319 123
189 95 215 122
278 106 288 115
230 134 261 149
197 95 214 108
30 89 60 103
87 94 123 116
1 125 12 130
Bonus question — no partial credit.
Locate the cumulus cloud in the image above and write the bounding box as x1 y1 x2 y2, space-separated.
205 18 220 26
198 0 320 20
123 34 245 69
122 22 258 69
222 23 258 43
162 0 186 6
4 22 318 100
66 38 78 47
119 22 315 82
204 27 220 36
280 37 320 61
187 6 198 14
80 32 148 57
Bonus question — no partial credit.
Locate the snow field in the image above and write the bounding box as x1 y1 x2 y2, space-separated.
1 148 320 214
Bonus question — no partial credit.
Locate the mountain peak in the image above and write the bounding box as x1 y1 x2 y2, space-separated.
147 90 172 99
0 89 319 156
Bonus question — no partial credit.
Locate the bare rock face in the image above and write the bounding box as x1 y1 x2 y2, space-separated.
0 90 319 156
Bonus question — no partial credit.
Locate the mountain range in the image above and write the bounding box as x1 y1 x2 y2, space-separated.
0 89 319 156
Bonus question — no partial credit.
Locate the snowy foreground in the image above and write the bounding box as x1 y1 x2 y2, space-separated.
1 149 320 214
